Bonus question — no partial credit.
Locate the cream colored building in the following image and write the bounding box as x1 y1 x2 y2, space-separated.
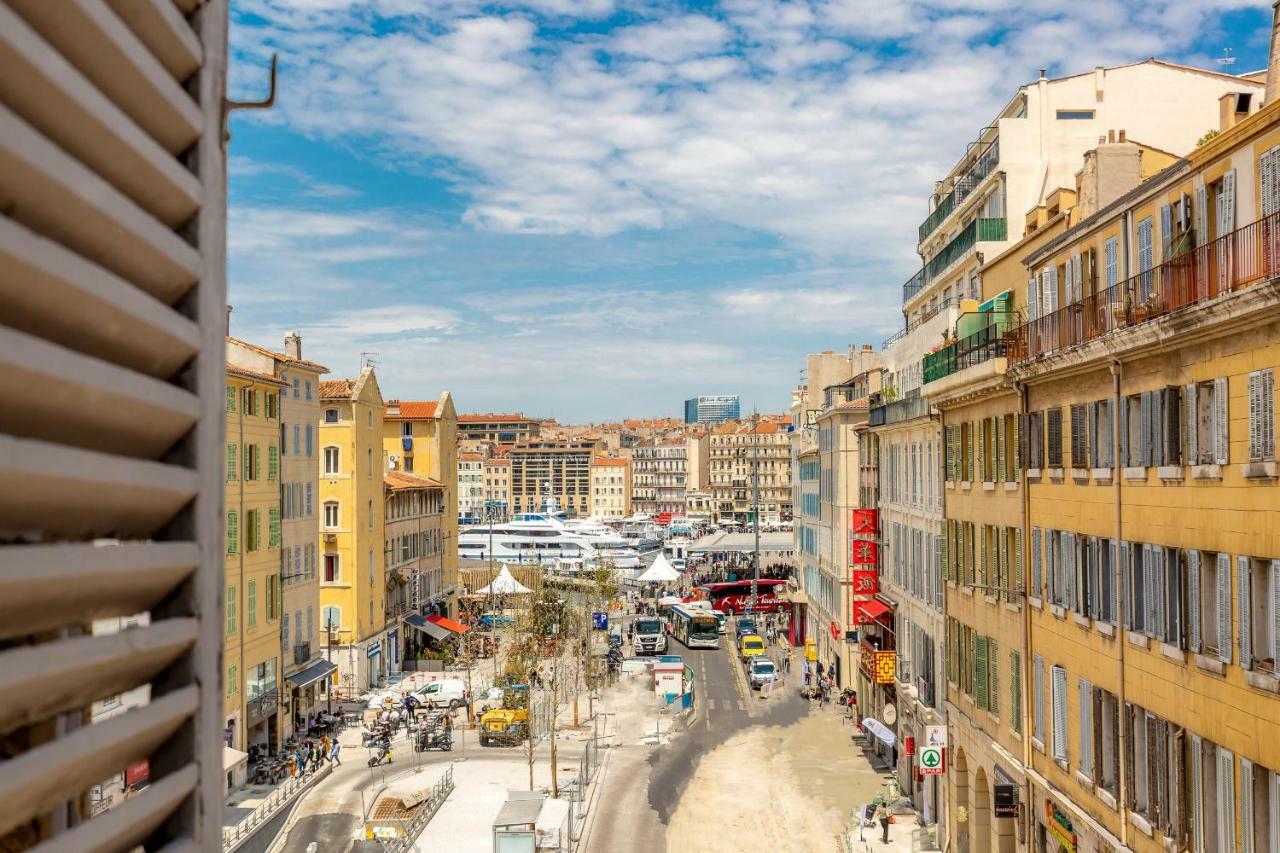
590 457 632 518
510 439 595 516
708 419 793 525
318 370 389 692
483 456 512 520
383 472 446 667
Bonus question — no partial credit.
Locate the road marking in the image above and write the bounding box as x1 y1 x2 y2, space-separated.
707 699 715 710
737 700 745 711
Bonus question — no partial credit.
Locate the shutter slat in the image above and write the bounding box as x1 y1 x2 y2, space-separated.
1218 552 1233 663
1186 383 1199 465
1189 550 1202 653
1239 555 1253 669
1214 377 1230 465
103 0 204 80
29 765 198 853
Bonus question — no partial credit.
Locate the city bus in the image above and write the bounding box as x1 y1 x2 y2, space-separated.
697 579 788 615
670 604 721 649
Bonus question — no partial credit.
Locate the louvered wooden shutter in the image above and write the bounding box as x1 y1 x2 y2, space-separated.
1188 549 1202 652
1073 252 1083 302
1047 408 1062 467
1195 185 1208 246
1014 527 1024 589
1186 383 1199 465
1010 650 1022 732
1064 256 1075 303
1045 267 1059 314
996 415 1006 482
1191 734 1205 850
975 636 989 709
988 638 999 715
1121 541 1132 628
1087 402 1098 467
1161 204 1173 261
1033 655 1045 741
1088 536 1101 618
1051 665 1068 761
1218 552 1233 663
976 418 986 482
1218 748 1237 852
1013 413 1022 474
1079 679 1093 777
1139 392 1153 467
0 0 226 846
1239 555 1253 669
1119 397 1130 467
1222 170 1237 232
1031 527 1043 598
1214 377 1230 465
1028 274 1039 321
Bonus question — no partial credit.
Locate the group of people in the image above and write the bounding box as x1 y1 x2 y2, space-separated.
290 734 340 775
801 659 838 706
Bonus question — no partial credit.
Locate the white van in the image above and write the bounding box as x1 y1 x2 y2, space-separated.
413 678 469 710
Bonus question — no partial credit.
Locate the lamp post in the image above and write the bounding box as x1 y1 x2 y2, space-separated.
324 615 336 716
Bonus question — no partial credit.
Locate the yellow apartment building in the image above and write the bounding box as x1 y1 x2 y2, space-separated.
382 395 459 616
227 333 333 741
383 471 448 666
225 365 285 753
1007 91 1280 853
590 456 632 518
318 369 389 693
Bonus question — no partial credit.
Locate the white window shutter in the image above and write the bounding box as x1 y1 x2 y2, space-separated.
1144 544 1157 637
1074 252 1083 302
1239 555 1253 669
1214 377 1230 465
1222 169 1237 232
1046 266 1059 314
1032 527 1042 598
1272 560 1280 677
1186 383 1199 465
1161 204 1173 259
1219 747 1236 853
1079 678 1093 778
1152 545 1166 640
1270 772 1280 853
1195 185 1208 247
1121 541 1132 628
1241 759 1254 853
1051 665 1068 762
1029 275 1039 322
1218 552 1233 664
1063 256 1073 304
1111 539 1120 625
1089 536 1101 618
1034 655 1045 741
1192 734 1205 853
1188 549 1202 653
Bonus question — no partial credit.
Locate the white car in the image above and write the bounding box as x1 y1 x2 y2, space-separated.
413 678 469 710
670 558 687 571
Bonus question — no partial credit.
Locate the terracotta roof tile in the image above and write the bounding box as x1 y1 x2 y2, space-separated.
385 400 439 419
458 452 484 461
226 363 287 387
592 457 629 467
226 336 329 372
319 379 356 399
384 471 444 491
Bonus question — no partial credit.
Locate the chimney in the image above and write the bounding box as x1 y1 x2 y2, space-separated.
862 344 873 352
1268 1 1280 106
1107 129 1115 143
285 331 301 360
1117 129 1126 143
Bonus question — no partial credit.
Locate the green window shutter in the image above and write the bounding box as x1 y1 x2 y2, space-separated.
226 586 236 635
980 526 989 586
941 520 951 581
1013 414 1021 474
226 444 236 481
1010 650 1022 732
997 415 1007 481
976 419 986 481
269 508 281 548
228 665 236 696
988 638 999 717
965 423 974 480
254 444 262 481
256 509 262 551
226 511 239 555
254 390 262 416
248 580 256 627
268 445 278 481
975 635 989 709
999 528 1010 597
226 385 235 412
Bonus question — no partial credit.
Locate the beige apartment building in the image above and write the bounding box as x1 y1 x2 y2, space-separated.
226 334 332 741
709 418 793 525
631 441 688 516
510 439 596 517
590 456 632 518
383 471 447 667
483 456 512 520
457 412 540 444
457 452 485 521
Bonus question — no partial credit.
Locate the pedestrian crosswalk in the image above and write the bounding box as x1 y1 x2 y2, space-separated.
705 699 747 712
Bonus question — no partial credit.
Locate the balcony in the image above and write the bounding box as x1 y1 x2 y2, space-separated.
293 642 312 666
902 268 925 304
1008 211 1280 365
922 310 1020 384
869 390 931 427
882 296 964 349
924 218 1007 283
919 135 1000 244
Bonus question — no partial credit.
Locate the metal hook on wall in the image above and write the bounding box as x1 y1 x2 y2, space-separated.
224 54 278 144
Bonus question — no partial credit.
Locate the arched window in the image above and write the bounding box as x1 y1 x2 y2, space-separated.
324 446 339 475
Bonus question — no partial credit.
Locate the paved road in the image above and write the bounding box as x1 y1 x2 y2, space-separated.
584 621 806 852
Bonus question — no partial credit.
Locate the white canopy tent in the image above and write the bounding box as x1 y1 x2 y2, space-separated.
636 554 680 583
477 564 533 595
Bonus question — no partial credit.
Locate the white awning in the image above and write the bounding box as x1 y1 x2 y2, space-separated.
224 746 248 771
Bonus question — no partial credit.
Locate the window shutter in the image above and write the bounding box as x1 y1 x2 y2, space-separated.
1033 655 1045 741
1073 252 1083 302
1028 274 1039 321
976 419 986 482
1088 402 1098 467
1222 170 1237 232
1250 371 1262 461
941 521 951 581
1051 665 1068 761
1013 413 1022 474
975 636 989 709
1160 204 1173 260
226 386 236 412
268 444 278 482
254 443 262 481
1064 257 1074 304
966 422 974 481
996 415 1007 482
1120 541 1132 628
1066 533 1078 612
1241 759 1254 853
1046 267 1059 314
1214 377 1230 465
227 512 239 555
1239 555 1252 669
999 529 1010 596
1079 679 1093 778
1186 383 1199 465
1265 370 1276 461
1163 387 1181 465
1218 552 1233 664
1188 549 1202 653
1151 545 1166 639
1218 748 1236 853
989 638 999 716
1139 392 1153 467
1271 560 1280 677
1032 527 1043 598
1195 185 1208 247
1191 734 1205 851
1011 650 1022 732
1119 396 1130 466
226 444 236 481
1270 771 1280 853
1014 527 1024 589
1088 537 1101 618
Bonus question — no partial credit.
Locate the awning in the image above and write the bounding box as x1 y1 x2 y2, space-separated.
427 614 468 634
224 746 248 771
286 659 337 689
404 613 450 640
862 717 897 748
852 599 892 625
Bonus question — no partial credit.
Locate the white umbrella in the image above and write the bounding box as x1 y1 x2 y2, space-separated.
636 554 680 583
477 564 532 595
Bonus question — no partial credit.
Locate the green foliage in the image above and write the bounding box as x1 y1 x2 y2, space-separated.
1196 128 1219 148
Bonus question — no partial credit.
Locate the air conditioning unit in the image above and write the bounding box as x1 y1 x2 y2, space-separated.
323 533 337 542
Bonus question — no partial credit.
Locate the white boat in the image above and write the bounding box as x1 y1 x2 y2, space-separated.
562 519 642 568
457 516 599 565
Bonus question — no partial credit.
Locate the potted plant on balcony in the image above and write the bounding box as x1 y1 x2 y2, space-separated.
1111 292 1130 327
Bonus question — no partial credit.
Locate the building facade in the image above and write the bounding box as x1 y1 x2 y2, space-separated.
224 365 286 753
383 472 446 666
457 452 485 521
708 419 793 525
631 442 688 516
684 394 741 424
590 457 632 518
457 413 540 445
483 456 512 521
318 370 389 692
510 439 595 517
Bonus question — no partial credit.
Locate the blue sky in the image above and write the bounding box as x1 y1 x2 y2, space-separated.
226 0 1272 422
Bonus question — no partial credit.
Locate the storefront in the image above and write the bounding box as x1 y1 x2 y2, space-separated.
287 658 338 732
1029 780 1123 853
245 659 280 754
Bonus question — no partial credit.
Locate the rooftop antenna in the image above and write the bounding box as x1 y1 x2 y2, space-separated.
1217 47 1235 68
359 350 380 370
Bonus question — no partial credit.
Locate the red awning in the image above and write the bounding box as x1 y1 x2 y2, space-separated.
852 599 891 625
426 614 468 634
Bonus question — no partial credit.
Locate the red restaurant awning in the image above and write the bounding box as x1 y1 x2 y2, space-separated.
426 614 469 634
852 599 891 625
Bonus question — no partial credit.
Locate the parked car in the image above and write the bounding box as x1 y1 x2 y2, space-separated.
670 558 687 571
739 634 766 662
734 618 758 641
413 678 469 710
748 658 777 690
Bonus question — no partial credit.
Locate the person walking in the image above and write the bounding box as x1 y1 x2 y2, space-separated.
784 647 792 673
875 801 891 844
329 739 342 767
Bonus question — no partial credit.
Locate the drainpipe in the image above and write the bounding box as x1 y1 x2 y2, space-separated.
1110 359 1129 850
1013 377 1035 849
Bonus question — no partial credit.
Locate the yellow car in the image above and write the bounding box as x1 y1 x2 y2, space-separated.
739 634 767 661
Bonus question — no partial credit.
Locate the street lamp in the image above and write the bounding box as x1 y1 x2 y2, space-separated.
324 615 336 716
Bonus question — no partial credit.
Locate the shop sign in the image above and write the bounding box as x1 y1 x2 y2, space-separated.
924 725 947 748
993 784 1019 818
859 641 896 684
850 569 879 595
125 760 149 787
903 735 915 755
882 703 897 725
918 745 944 775
829 621 840 640
844 630 860 643
850 539 880 565
1044 800 1077 851
366 642 380 659
851 508 879 535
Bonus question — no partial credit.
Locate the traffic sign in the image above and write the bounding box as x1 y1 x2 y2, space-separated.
919 745 945 775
